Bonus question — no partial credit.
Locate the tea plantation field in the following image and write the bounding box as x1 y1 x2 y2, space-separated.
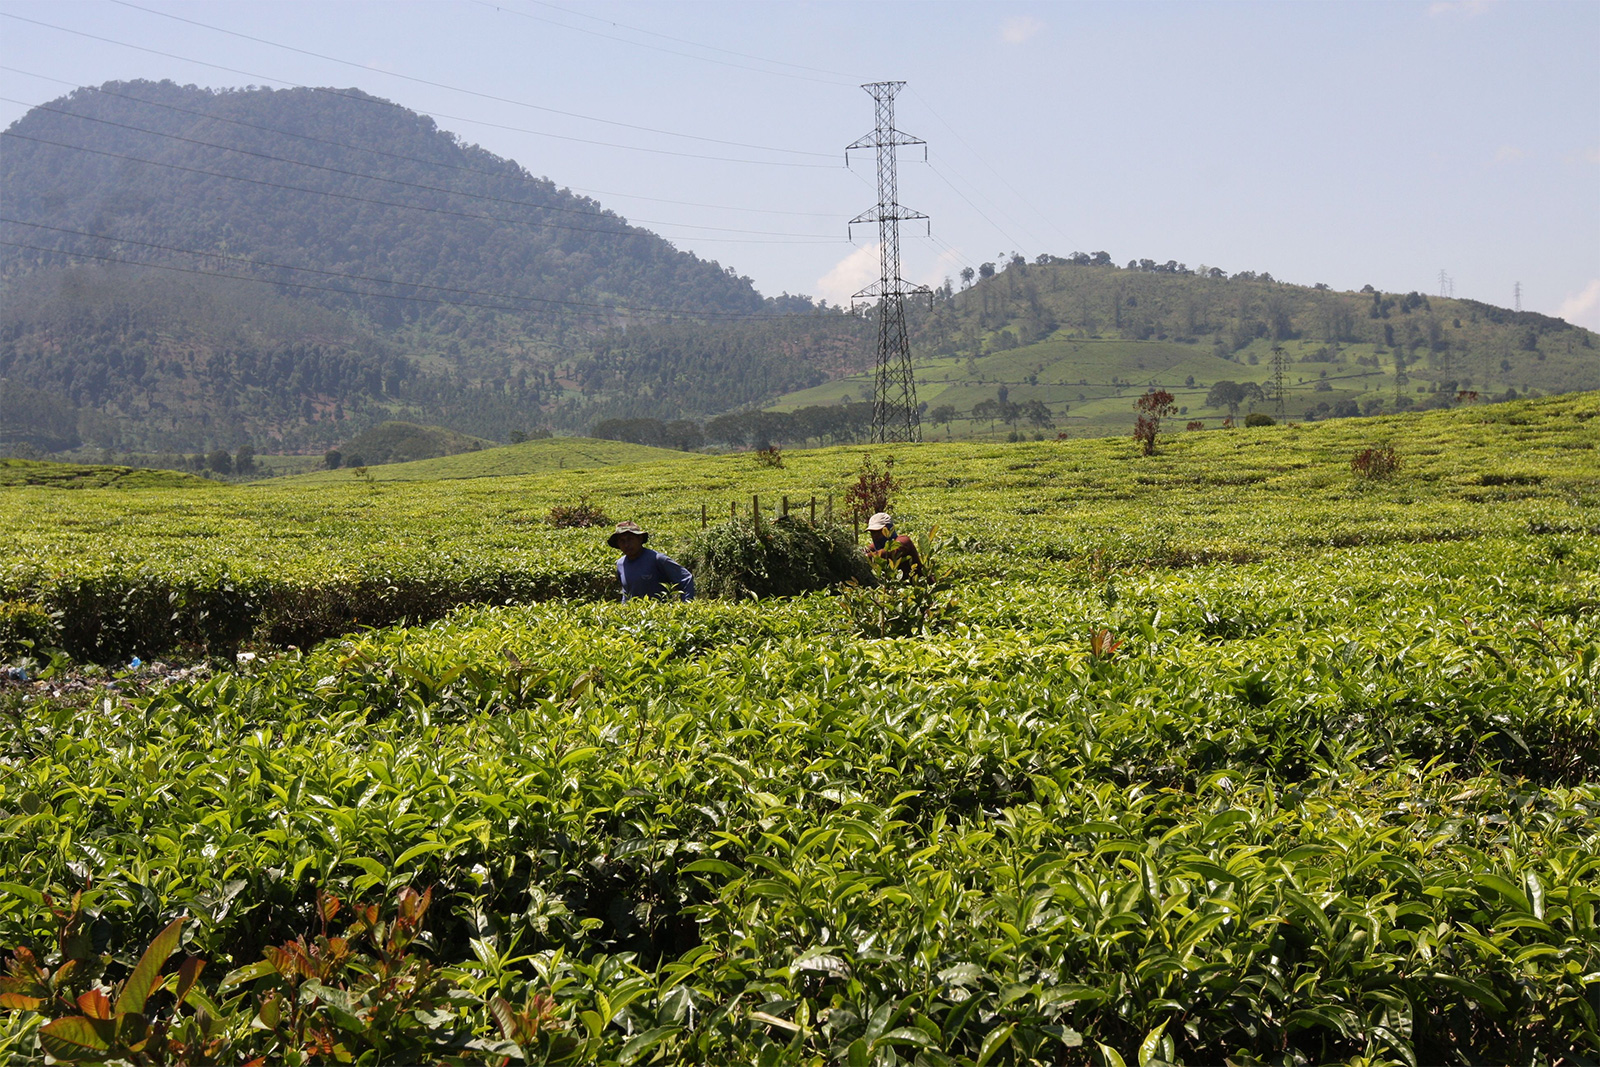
1 394 1598 1065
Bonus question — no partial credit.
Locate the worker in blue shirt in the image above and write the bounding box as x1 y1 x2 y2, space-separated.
609 521 695 602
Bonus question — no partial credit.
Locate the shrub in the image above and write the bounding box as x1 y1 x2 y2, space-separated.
546 495 610 529
685 517 870 599
1352 446 1402 480
1245 412 1276 427
844 453 901 520
0 600 55 655
753 444 784 468
1132 389 1178 455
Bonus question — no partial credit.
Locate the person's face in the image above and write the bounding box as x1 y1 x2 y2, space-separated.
616 532 646 557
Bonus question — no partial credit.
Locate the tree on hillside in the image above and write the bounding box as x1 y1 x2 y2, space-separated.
972 398 1001 433
929 404 958 439
1022 399 1055 429
1133 389 1178 456
1206 380 1264 419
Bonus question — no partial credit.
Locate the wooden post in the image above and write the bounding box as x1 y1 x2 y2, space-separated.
731 500 737 522
854 513 859 541
701 503 707 528
752 494 760 526
809 496 816 523
781 494 789 518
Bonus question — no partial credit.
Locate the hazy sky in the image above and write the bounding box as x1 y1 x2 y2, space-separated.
3 0 1597 328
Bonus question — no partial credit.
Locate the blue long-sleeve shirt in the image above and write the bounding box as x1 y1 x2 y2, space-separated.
616 547 695 602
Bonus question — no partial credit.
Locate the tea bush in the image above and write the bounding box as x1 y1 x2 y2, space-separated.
684 516 870 599
1352 444 1402 480
547 494 611 529
2 393 1598 1064
0 601 54 656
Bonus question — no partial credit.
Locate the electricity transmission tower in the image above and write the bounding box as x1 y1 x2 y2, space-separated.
1270 343 1287 419
1438 269 1453 298
846 81 930 444
1514 281 1522 312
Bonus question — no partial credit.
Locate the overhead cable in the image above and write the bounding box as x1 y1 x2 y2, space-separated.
476 1 852 87
110 0 835 158
529 0 860 79
0 12 839 168
0 68 842 217
2 98 840 240
1 131 846 246
911 87 1074 250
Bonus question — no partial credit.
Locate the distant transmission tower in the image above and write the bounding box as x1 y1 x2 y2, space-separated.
1438 269 1454 298
846 81 930 444
1514 281 1522 312
1270 343 1287 419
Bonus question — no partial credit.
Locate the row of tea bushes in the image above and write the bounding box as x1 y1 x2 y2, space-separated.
3 539 1595 1063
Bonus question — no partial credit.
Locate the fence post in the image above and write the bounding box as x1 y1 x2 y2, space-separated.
752 494 760 527
781 494 789 519
809 495 816 523
701 503 707 529
730 500 737 523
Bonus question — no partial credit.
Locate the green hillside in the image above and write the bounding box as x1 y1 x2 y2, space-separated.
291 435 690 483
773 261 1600 440
0 81 858 452
0 456 211 489
2 81 1590 458
337 420 491 466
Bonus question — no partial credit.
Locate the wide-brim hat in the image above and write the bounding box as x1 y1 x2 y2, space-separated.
867 512 894 531
607 521 649 548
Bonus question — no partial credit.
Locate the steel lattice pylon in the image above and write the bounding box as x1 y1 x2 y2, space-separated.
846 81 930 444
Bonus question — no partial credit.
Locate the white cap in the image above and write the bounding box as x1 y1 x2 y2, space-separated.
867 512 893 531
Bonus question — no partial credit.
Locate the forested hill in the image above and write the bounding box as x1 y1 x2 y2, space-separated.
0 80 762 320
0 80 868 453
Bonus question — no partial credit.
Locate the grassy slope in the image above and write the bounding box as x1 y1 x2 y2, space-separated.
0 458 212 489
4 394 1595 596
289 436 691 483
769 266 1600 441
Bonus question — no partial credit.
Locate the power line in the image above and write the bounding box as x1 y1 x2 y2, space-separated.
0 130 845 246
476 1 853 87
924 159 1026 253
1 98 840 240
0 12 839 168
526 0 859 80
1 67 844 218
0 223 774 319
109 0 835 159
910 87 1071 252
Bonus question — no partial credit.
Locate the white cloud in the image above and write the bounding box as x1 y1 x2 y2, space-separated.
817 243 880 306
1428 0 1493 16
1000 15 1045 44
919 246 966 292
1492 145 1523 165
1557 279 1600 331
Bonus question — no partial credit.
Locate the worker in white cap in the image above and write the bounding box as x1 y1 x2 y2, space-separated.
865 512 923 579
